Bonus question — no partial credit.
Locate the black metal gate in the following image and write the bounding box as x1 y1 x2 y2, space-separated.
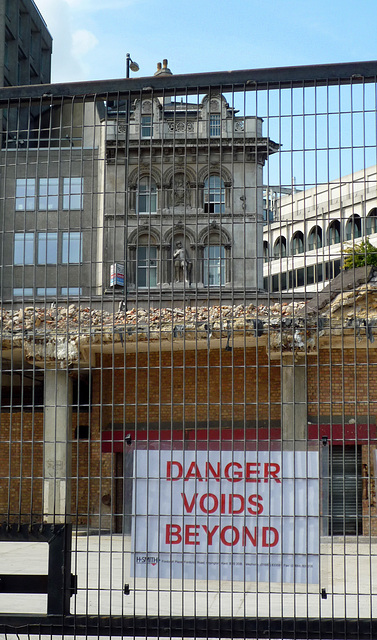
1 60 377 639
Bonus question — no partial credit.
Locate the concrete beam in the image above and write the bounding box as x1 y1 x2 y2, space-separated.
281 354 307 444
43 369 73 523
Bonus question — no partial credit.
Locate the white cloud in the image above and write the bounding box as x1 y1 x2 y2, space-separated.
34 0 145 82
72 30 99 58
33 0 98 82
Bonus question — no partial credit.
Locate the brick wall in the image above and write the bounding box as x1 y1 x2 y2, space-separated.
2 345 377 533
97 347 282 429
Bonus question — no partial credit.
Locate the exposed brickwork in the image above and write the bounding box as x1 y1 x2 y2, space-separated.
2 345 377 534
98 347 281 428
308 349 377 419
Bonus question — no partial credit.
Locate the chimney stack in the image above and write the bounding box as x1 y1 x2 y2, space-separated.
154 59 172 76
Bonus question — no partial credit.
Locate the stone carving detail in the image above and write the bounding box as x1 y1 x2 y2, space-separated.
173 174 190 206
234 119 245 132
210 99 220 112
167 121 194 132
142 100 152 114
118 123 126 133
173 241 192 285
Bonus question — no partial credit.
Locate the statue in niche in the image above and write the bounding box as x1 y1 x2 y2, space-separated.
173 241 192 285
173 175 190 207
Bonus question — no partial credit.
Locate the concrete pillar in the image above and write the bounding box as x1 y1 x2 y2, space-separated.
43 369 73 523
281 355 307 444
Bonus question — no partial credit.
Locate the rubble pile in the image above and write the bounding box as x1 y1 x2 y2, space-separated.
1 285 377 365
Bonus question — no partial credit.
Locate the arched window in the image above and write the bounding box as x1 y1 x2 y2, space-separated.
345 214 362 240
204 176 225 213
263 241 270 263
128 231 160 289
308 226 322 251
136 245 157 287
366 208 377 235
327 220 341 245
137 177 157 214
291 231 304 255
203 245 226 285
273 236 287 259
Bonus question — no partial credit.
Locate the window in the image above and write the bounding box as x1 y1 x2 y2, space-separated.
14 232 34 264
263 241 270 263
345 214 362 241
62 232 82 263
273 236 287 258
13 288 33 296
61 287 82 295
38 232 58 264
203 245 225 286
327 220 341 245
329 445 362 535
308 226 322 250
204 176 225 213
37 288 57 297
209 114 221 137
292 231 304 255
16 178 35 210
39 178 59 210
137 177 157 214
63 178 83 210
366 209 377 235
141 115 152 138
137 246 157 288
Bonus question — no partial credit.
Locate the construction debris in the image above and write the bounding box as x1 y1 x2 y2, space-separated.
2 281 377 366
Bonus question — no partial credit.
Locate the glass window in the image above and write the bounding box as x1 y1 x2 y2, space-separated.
345 215 362 241
39 178 59 210
366 209 377 235
292 232 304 255
297 268 305 287
204 176 225 213
327 221 341 245
203 245 225 286
137 246 157 288
16 178 35 210
209 114 221 137
274 237 287 258
308 226 322 250
141 115 152 138
62 232 82 263
307 265 315 285
38 232 58 264
37 288 57 296
13 288 33 296
14 232 34 264
61 287 82 295
366 211 377 235
63 177 83 210
137 177 157 214
263 241 269 263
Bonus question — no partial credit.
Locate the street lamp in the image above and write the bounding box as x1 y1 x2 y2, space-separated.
126 53 139 78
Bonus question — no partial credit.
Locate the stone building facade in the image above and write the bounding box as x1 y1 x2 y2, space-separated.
101 90 279 305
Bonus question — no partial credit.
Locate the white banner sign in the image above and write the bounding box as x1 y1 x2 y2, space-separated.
131 450 319 584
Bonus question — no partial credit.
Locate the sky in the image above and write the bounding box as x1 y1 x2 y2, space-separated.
35 0 377 85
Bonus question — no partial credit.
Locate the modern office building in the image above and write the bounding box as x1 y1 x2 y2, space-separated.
0 0 52 88
0 0 52 137
263 165 377 292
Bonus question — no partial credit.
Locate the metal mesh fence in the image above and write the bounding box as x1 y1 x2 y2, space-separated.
1 62 377 638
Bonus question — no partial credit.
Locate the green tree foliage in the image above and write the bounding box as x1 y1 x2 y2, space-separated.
343 237 377 270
